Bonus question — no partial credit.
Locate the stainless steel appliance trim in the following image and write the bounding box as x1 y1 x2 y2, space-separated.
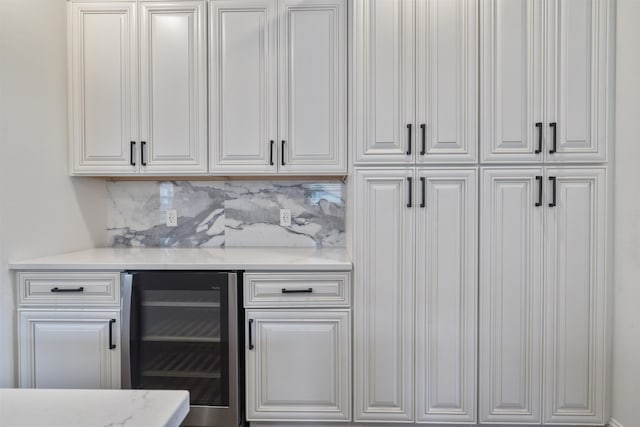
120 272 133 389
184 272 240 427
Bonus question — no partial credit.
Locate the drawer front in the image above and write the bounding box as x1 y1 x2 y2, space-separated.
244 272 350 307
18 272 120 306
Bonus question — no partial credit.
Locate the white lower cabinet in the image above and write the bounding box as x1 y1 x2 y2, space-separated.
244 271 352 422
354 168 477 423
17 271 121 390
245 310 351 421
18 310 121 389
480 167 608 425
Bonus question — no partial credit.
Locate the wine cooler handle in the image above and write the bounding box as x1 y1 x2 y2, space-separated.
248 319 254 350
109 319 116 350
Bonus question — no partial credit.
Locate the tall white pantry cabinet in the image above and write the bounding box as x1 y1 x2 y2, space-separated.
352 0 614 426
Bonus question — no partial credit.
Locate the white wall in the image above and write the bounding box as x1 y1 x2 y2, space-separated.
611 0 640 426
0 0 107 386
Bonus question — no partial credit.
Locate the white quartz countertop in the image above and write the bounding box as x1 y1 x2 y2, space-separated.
9 247 352 271
0 389 189 427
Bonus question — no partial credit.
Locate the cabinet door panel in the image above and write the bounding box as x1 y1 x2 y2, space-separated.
278 0 346 174
353 0 415 164
19 311 120 389
545 0 610 162
140 1 207 174
69 2 138 174
544 168 606 424
417 0 477 163
209 0 277 174
415 169 477 423
354 169 414 421
245 310 351 421
479 168 543 423
480 0 543 162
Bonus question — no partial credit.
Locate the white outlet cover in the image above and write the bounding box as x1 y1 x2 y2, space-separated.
166 209 178 227
280 209 291 227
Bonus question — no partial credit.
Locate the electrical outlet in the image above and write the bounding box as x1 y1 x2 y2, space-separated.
166 209 178 227
280 209 291 227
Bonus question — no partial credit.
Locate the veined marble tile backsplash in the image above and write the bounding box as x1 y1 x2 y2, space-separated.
106 180 345 248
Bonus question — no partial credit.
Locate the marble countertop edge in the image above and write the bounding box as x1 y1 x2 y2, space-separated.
9 247 352 271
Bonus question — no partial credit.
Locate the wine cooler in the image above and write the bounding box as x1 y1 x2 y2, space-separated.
121 271 242 427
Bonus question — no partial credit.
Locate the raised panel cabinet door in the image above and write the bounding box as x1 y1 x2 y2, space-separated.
545 0 612 163
277 0 347 174
480 0 544 163
69 2 138 175
354 168 414 421
18 311 121 389
414 168 477 423
353 0 415 164
479 168 544 423
139 1 207 174
544 168 607 424
416 0 477 163
245 310 351 421
209 0 277 174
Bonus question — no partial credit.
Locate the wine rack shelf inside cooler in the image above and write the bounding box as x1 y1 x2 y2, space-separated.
143 316 221 342
143 346 223 379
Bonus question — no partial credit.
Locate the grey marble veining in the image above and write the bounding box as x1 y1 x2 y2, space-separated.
106 180 345 248
107 181 226 247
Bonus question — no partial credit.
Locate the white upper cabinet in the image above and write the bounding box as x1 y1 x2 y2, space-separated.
416 0 477 164
139 1 208 174
69 2 138 174
278 0 347 174
353 0 415 164
69 0 207 176
353 0 477 165
481 0 612 163
209 0 278 174
210 0 347 175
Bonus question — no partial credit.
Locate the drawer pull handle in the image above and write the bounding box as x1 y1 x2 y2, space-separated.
50 287 85 293
281 288 313 294
109 319 116 350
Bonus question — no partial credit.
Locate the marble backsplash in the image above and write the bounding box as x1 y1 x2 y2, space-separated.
106 180 345 248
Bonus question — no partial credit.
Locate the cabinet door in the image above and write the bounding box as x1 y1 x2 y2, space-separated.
69 2 138 175
544 168 607 424
479 168 544 423
278 0 347 174
545 0 611 163
415 168 477 423
245 310 351 421
354 168 414 421
209 0 277 174
18 311 121 389
480 0 544 163
139 1 207 174
416 0 477 163
353 0 415 164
